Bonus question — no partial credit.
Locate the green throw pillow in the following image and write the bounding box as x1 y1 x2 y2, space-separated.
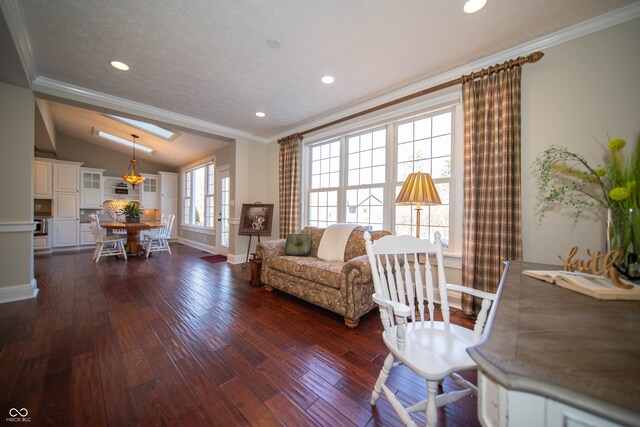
285 233 312 256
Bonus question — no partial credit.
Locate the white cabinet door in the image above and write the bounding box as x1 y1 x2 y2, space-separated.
141 175 158 209
54 219 78 247
80 169 104 208
55 193 79 219
53 163 79 193
159 171 178 197
34 236 50 250
34 160 53 199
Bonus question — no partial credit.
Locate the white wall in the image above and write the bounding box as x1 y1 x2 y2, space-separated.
521 17 640 264
0 82 37 302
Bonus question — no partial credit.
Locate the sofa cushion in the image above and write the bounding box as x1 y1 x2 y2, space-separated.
265 256 343 290
285 233 312 256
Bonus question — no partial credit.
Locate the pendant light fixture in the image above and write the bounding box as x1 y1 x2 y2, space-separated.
122 134 145 189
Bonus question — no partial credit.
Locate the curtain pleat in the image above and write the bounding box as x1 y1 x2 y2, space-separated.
462 67 523 315
278 136 302 238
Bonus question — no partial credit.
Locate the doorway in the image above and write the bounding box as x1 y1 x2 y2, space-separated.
216 167 230 255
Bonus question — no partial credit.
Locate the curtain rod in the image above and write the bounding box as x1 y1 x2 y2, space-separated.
285 51 543 139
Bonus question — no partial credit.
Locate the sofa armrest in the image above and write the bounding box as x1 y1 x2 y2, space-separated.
256 239 286 259
342 255 374 285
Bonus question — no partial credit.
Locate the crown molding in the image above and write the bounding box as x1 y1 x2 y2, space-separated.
0 0 38 85
32 77 269 144
270 2 640 142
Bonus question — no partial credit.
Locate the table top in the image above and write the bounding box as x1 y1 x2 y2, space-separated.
101 221 162 231
467 260 640 426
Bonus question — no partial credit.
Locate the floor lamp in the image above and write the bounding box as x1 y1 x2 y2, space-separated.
396 172 442 239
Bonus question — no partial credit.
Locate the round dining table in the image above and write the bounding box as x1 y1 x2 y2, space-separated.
100 221 163 255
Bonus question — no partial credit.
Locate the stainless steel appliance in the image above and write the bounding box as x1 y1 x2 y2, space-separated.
34 218 49 236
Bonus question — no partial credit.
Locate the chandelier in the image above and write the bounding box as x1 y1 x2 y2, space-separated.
122 134 145 189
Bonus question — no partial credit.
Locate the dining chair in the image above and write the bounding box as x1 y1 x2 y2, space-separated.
88 214 127 263
364 231 497 427
143 213 175 258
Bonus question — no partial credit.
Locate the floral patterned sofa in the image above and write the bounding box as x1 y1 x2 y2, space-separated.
256 226 390 328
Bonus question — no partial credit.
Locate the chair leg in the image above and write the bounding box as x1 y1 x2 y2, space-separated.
145 238 153 258
165 239 172 255
121 241 128 260
95 243 103 263
426 380 438 427
371 352 395 405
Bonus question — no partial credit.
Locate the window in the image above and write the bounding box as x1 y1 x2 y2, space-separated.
345 128 386 230
305 105 457 251
395 111 452 245
183 162 215 228
308 140 340 228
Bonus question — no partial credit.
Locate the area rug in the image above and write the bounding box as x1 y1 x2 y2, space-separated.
201 254 227 263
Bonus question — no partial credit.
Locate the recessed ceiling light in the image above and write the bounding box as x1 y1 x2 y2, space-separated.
321 75 335 84
94 129 153 153
464 0 487 13
255 112 266 118
110 60 130 71
266 39 281 49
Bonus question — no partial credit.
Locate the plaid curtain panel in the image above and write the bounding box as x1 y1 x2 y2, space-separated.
278 135 302 238
462 67 523 315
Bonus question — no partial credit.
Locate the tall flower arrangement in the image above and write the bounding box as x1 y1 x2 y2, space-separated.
534 136 639 279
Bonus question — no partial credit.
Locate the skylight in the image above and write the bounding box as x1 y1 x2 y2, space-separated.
102 114 177 140
94 130 154 153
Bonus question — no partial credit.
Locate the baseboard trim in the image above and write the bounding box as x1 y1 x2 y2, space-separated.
0 278 39 304
226 253 246 265
177 237 217 254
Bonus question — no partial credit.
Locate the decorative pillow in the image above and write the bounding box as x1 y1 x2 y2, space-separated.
285 233 312 256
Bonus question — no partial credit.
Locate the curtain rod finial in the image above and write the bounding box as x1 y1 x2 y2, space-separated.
528 51 544 63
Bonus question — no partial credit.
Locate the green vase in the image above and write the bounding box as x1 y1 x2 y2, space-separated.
607 207 640 282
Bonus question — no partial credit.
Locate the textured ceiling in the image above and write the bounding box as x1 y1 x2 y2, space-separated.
6 0 639 142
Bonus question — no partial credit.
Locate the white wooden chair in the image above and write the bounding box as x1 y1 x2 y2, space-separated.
364 231 497 427
143 213 175 258
88 214 127 263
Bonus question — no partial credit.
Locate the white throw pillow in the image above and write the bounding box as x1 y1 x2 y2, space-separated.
317 224 358 262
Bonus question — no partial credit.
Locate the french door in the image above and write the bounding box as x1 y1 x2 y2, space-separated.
216 167 230 255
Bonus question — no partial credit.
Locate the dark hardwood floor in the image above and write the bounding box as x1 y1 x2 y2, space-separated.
0 244 480 426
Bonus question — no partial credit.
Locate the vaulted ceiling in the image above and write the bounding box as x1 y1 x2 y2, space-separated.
1 0 638 166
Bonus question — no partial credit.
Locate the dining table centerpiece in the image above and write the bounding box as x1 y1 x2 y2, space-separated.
534 135 639 281
119 203 143 223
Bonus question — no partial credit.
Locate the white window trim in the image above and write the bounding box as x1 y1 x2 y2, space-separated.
302 91 464 258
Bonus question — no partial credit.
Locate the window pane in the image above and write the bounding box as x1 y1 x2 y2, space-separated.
432 135 451 157
414 118 431 140
432 112 451 136
194 167 205 226
398 122 413 143
432 157 451 178
397 143 413 162
372 129 386 148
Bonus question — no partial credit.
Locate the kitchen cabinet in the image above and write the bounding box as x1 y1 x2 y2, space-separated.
140 174 159 209
53 162 80 193
34 236 50 250
34 159 53 199
80 223 95 245
53 192 79 247
80 168 105 208
159 172 178 238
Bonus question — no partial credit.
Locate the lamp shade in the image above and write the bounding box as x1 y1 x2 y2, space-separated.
396 172 441 206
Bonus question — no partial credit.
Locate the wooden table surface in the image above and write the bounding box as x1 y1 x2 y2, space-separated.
467 260 640 426
101 221 162 255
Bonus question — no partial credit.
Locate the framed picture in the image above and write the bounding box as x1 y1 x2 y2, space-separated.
238 203 274 236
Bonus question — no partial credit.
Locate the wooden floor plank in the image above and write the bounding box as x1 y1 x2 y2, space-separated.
0 245 481 427
71 352 108 427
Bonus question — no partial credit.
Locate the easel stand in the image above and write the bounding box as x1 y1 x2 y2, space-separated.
241 234 261 269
